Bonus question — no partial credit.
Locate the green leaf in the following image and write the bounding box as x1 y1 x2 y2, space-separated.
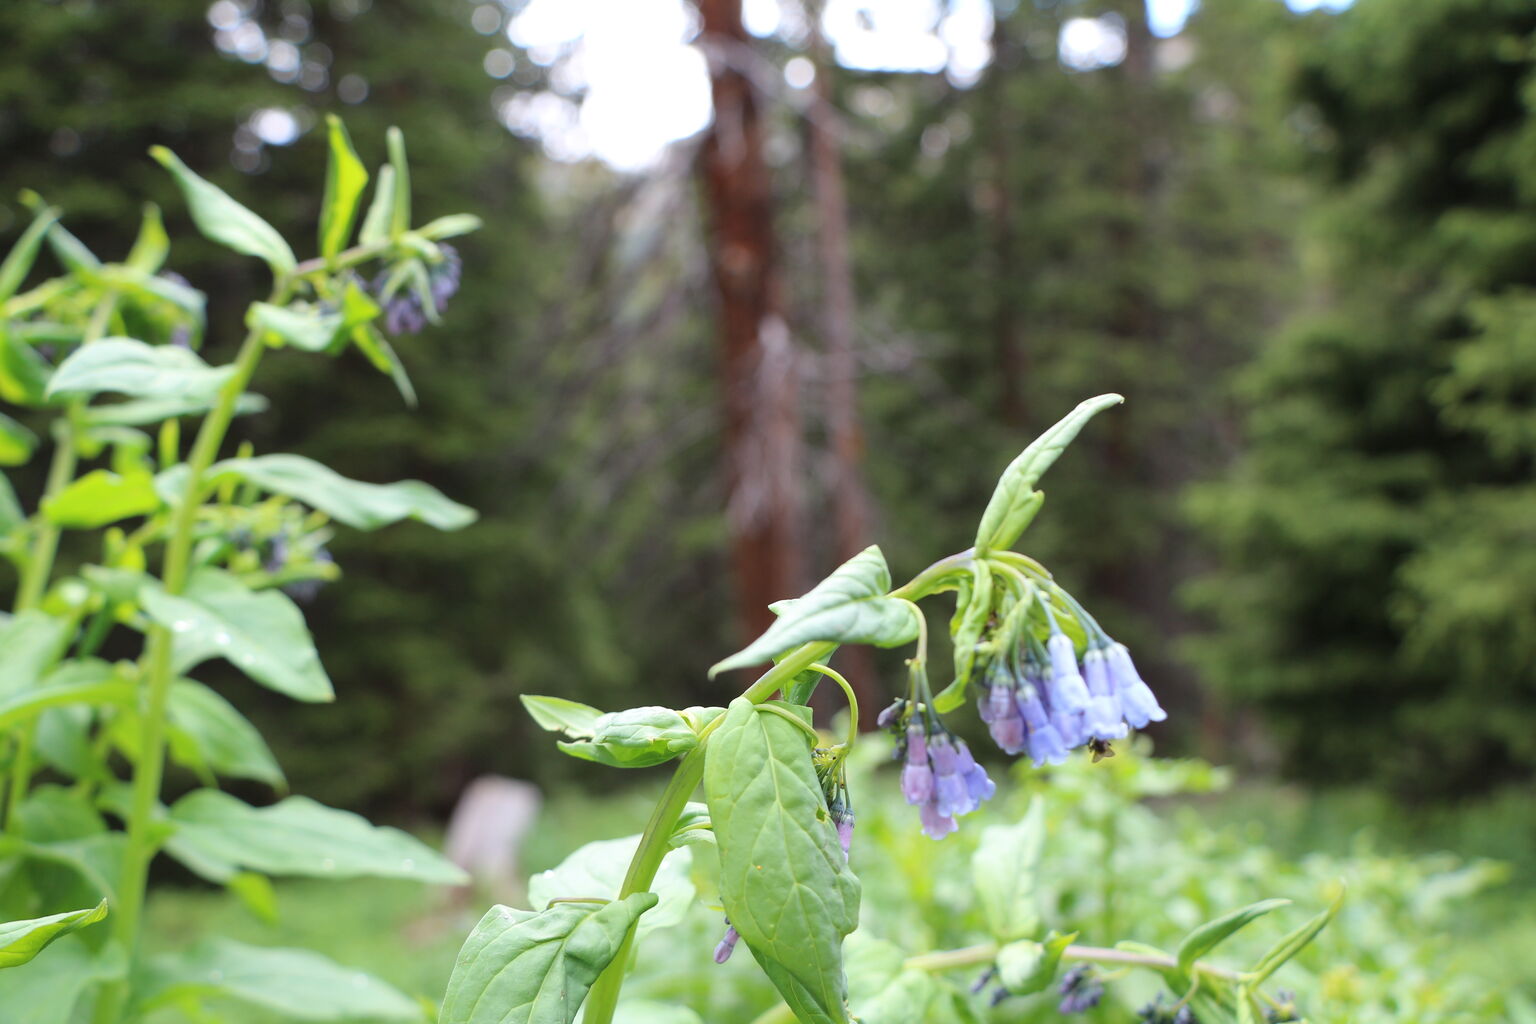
974 394 1122 553
319 115 369 260
208 454 476 531
704 699 859 1023
528 835 693 938
418 213 483 241
125 202 169 273
710 546 918 676
522 695 603 737
0 611 74 699
845 935 942 1024
167 679 285 787
1175 898 1291 977
0 410 37 467
0 901 108 969
0 207 59 304
359 164 397 247
972 796 1045 942
138 938 421 1021
0 323 57 405
164 789 467 884
80 392 267 428
1248 889 1342 987
0 675 134 734
557 706 704 769
226 871 279 925
387 126 412 237
438 895 658 1024
150 146 296 276
42 219 100 276
45 338 232 403
0 472 23 536
139 568 334 702
247 302 341 352
0 936 125 1024
994 931 1076 996
42 468 160 528
935 560 993 713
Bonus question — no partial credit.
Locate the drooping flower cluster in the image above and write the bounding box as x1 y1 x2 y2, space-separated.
977 620 1165 766
882 683 996 840
1057 965 1105 1014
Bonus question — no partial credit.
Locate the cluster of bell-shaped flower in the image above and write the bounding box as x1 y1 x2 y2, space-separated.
978 623 1165 768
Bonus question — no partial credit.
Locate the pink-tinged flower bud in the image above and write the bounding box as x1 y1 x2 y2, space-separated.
713 923 740 964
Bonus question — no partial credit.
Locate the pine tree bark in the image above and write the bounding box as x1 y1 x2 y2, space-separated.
698 0 806 649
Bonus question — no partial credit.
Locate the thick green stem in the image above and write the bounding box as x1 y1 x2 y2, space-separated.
100 324 271 1021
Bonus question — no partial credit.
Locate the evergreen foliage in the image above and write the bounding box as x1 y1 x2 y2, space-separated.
1188 0 1536 793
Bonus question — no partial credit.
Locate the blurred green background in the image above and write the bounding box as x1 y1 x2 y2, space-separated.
5 0 1536 1015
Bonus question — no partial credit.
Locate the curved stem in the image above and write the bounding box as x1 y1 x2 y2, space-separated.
804 663 858 749
901 941 1244 982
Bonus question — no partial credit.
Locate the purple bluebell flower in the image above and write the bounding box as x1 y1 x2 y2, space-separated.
1082 647 1129 741
1105 641 1166 729
1057 965 1104 1014
713 921 740 964
376 246 462 336
1016 684 1070 766
978 671 1026 756
899 721 993 839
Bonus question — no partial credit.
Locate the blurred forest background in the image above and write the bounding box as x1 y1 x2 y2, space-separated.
3 0 1534 838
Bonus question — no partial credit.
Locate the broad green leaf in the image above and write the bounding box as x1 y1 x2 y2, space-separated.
150 146 296 275
226 871 279 924
12 785 106 842
167 679 285 787
994 931 1076 996
0 901 108 969
42 468 160 528
438 895 657 1024
935 560 993 713
137 938 420 1021
352 324 418 406
1248 889 1342 987
704 699 859 1023
0 410 37 466
320 114 369 259
248 301 341 352
557 706 703 769
0 207 59 304
0 935 125 1024
125 202 169 273
165 789 467 884
418 213 484 240
710 547 918 676
972 797 1045 941
528 835 692 938
140 568 333 702
359 164 397 246
208 453 476 531
45 338 232 402
974 394 1122 553
1175 898 1291 977
522 695 603 737
0 611 74 699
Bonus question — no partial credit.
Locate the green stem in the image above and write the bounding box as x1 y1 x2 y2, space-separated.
102 322 273 1020
901 940 1243 981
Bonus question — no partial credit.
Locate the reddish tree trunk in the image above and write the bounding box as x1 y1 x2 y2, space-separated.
807 6 878 719
698 0 805 651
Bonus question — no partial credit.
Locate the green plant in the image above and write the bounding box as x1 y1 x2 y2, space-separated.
0 119 480 1022
439 397 1339 1024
